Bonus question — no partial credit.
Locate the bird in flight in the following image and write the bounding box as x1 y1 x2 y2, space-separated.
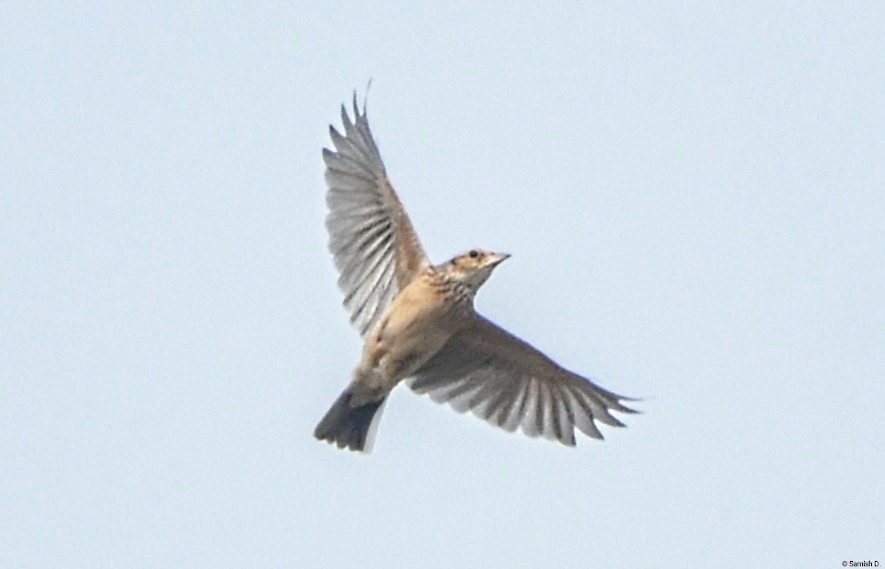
315 94 638 452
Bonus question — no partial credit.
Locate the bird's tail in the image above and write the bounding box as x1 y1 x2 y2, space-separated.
314 386 387 452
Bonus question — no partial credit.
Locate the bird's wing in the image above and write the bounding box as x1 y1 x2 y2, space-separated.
408 315 638 446
324 94 430 337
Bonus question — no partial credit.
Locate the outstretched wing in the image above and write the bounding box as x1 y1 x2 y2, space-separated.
409 315 638 446
324 94 430 337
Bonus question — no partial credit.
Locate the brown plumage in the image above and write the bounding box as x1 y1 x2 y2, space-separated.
314 94 638 452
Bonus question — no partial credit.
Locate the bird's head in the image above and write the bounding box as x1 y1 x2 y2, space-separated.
439 249 510 291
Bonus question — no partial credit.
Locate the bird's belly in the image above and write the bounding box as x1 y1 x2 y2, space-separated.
377 324 450 380
360 300 454 387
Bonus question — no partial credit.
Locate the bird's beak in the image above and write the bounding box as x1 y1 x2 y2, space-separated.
489 252 511 266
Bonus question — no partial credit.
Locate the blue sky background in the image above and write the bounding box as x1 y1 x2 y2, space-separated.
3 3 883 567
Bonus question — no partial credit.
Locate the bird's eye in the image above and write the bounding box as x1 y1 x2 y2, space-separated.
468 249 479 258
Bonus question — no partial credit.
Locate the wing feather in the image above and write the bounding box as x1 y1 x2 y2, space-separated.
409 315 637 446
324 94 430 337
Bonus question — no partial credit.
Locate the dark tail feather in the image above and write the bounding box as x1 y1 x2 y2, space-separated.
314 388 387 452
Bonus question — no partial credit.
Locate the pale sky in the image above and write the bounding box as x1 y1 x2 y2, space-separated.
3 3 883 567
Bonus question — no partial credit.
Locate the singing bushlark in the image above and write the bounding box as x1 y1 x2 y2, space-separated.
314 95 637 452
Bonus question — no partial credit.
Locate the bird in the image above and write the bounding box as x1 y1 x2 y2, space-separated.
314 93 638 452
